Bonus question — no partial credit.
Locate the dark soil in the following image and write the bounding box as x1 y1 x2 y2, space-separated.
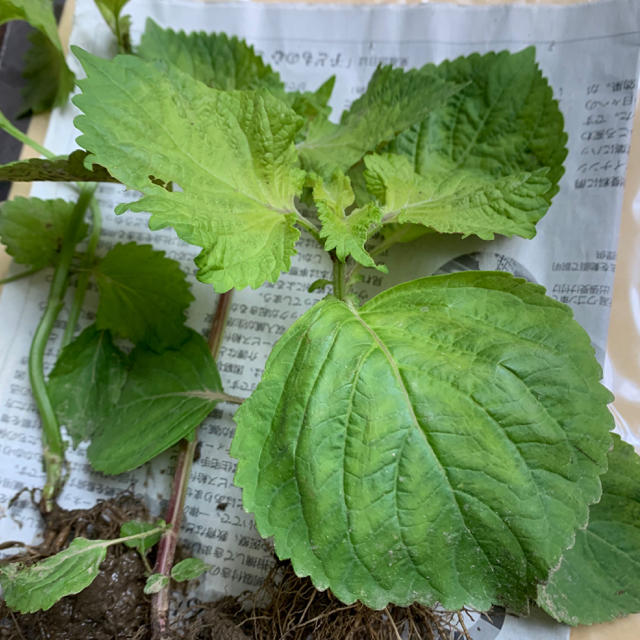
1 496 472 640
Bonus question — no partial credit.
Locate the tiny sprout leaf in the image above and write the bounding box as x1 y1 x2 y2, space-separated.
88 329 223 474
365 153 551 240
0 537 107 613
312 171 384 270
48 325 128 446
0 196 87 269
298 64 463 175
120 520 165 556
73 48 305 292
93 242 194 352
232 272 613 611
171 558 210 582
138 19 283 92
144 573 169 595
0 150 118 183
538 434 640 625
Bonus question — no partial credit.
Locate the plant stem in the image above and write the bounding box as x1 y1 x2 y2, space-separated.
151 290 234 640
0 266 43 286
0 112 56 160
295 211 323 245
29 184 96 512
331 253 346 301
61 197 102 347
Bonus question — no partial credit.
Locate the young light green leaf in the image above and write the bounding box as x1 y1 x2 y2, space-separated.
538 434 640 625
88 329 223 474
94 0 131 52
48 325 127 446
287 76 336 137
232 272 613 612
20 29 76 114
364 153 551 240
120 520 165 556
311 171 383 270
392 48 567 202
94 0 129 31
144 573 169 595
93 242 194 352
138 18 283 92
0 196 87 268
297 64 462 176
73 49 305 292
0 537 107 613
171 558 210 582
0 150 117 183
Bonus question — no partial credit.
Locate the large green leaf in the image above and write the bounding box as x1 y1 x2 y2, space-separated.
73 48 305 292
0 537 107 613
93 242 194 352
392 48 566 202
0 196 87 268
232 272 613 611
88 329 223 474
48 325 128 446
538 434 640 625
364 153 550 240
138 18 283 92
297 64 462 176
0 0 75 113
0 150 117 183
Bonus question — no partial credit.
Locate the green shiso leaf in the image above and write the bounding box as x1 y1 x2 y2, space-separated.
312 170 383 270
297 63 463 176
0 0 75 113
538 434 640 625
144 573 169 595
0 537 107 613
232 271 613 611
120 520 165 556
0 196 87 269
364 152 551 240
0 150 117 183
93 242 194 352
20 29 76 114
88 329 223 474
0 0 61 48
138 18 283 92
72 48 305 292
370 48 568 243
48 325 128 446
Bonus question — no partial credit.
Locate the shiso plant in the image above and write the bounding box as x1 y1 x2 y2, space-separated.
0 1 639 636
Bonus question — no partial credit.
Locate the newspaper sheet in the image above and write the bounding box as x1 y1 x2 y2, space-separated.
1 0 639 637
